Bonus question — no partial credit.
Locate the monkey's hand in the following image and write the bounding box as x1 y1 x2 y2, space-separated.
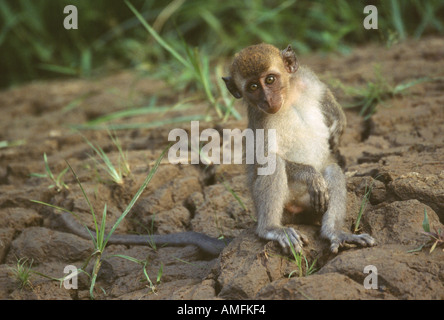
329 232 376 254
307 173 329 214
285 161 329 214
261 227 309 253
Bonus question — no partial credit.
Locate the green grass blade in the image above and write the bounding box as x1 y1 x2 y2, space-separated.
125 0 190 69
108 130 130 176
222 181 247 211
97 204 107 249
89 257 101 299
0 139 26 148
43 153 55 181
390 0 406 39
66 161 99 238
407 244 425 253
72 114 208 131
82 135 123 184
392 77 435 94
429 240 438 253
38 64 78 76
142 264 155 289
107 254 143 264
354 183 371 233
157 263 163 284
422 208 430 233
29 200 97 246
30 173 47 178
84 104 193 126
29 200 76 217
80 48 92 77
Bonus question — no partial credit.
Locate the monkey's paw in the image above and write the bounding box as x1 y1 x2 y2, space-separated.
329 232 376 254
263 227 309 253
308 174 329 214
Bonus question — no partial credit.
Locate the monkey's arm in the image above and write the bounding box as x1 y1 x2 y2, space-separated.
320 89 346 155
59 212 229 256
285 161 329 214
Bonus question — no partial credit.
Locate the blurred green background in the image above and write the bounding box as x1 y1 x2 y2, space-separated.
1 0 443 89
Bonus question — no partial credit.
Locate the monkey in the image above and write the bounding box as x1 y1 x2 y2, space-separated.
222 43 375 253
59 212 229 256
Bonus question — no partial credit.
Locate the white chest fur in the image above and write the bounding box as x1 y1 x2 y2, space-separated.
266 84 330 171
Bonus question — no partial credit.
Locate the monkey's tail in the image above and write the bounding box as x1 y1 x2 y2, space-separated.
59 212 229 256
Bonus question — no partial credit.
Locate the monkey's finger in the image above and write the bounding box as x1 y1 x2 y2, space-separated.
288 240 303 254
351 234 376 247
358 234 376 246
339 233 376 247
315 191 321 213
278 237 301 253
330 241 340 254
319 187 330 214
279 228 303 252
324 193 330 212
322 191 329 213
287 228 305 245
296 231 309 245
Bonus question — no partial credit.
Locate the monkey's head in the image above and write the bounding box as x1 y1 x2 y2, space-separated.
222 43 298 114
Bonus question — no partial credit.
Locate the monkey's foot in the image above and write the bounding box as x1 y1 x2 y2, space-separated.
329 232 375 254
262 227 309 253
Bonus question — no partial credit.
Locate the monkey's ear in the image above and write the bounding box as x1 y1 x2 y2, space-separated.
281 44 299 73
222 76 242 99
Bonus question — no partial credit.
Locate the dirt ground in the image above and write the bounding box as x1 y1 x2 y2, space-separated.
0 37 443 300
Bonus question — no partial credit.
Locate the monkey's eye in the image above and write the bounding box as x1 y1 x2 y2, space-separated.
265 75 275 85
249 83 259 91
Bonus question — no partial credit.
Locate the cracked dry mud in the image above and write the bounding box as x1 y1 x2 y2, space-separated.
0 37 443 300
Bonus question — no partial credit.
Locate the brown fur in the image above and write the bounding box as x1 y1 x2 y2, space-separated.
230 43 280 79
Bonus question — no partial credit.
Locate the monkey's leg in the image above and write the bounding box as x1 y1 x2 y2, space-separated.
253 157 308 253
321 163 375 253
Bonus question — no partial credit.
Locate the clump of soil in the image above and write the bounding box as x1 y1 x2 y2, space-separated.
0 37 443 300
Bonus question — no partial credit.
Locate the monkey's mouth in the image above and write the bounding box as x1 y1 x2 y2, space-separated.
259 101 282 114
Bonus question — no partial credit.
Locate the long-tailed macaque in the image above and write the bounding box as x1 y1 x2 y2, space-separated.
222 43 375 253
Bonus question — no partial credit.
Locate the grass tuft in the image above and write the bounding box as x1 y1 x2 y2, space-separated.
30 153 69 192
31 144 169 298
82 132 131 185
331 67 441 119
284 231 317 278
8 258 34 289
125 0 239 121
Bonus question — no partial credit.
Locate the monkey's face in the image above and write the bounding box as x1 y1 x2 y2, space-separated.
222 43 299 114
243 70 286 114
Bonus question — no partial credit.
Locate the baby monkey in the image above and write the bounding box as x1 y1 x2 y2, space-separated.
223 43 375 253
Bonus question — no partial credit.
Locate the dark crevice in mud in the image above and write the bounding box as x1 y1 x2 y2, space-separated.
360 118 374 142
110 181 135 212
0 242 11 264
184 197 198 220
201 165 217 186
353 169 393 185
214 277 223 297
357 149 407 164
